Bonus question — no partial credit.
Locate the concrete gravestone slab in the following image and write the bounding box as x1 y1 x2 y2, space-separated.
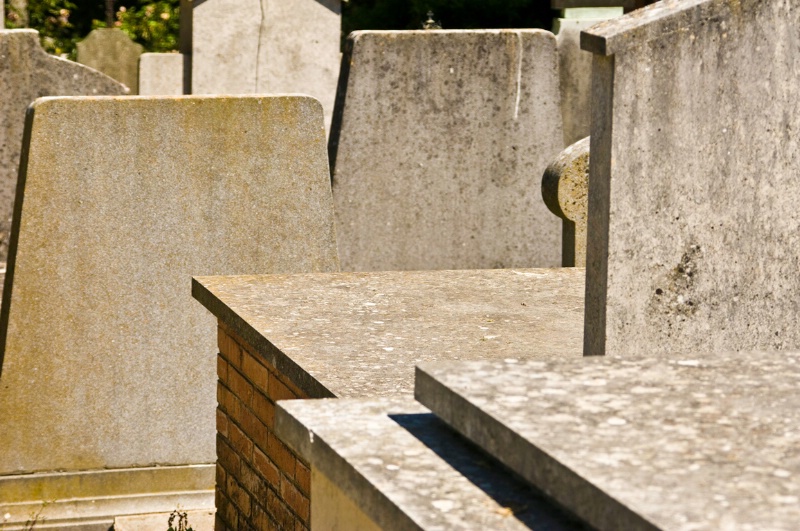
139 52 185 95
582 0 800 356
332 30 564 271
416 353 800 531
553 6 622 146
77 28 144 94
276 398 583 530
0 96 338 478
191 0 340 131
0 30 126 261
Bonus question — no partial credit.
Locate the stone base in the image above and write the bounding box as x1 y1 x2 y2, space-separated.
0 465 214 530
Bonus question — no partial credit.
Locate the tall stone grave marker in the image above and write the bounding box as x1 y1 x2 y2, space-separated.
582 0 800 356
77 28 144 93
191 0 340 131
0 30 126 261
332 30 564 271
552 3 623 145
0 96 338 522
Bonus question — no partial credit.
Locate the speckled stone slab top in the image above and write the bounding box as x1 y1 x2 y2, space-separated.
193 268 585 398
416 353 800 531
276 397 586 530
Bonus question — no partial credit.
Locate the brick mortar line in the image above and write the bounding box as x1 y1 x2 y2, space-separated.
218 387 310 525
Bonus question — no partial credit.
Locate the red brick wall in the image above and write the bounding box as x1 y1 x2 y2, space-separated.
215 322 311 530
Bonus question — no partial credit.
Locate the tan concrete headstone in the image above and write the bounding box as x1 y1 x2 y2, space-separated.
0 30 126 261
77 28 144 94
139 52 185 95
0 95 339 476
191 0 340 131
332 30 564 272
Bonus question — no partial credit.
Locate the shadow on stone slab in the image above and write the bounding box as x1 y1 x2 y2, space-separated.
390 413 590 531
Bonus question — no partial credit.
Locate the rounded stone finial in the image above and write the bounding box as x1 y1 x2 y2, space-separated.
423 11 442 30
541 136 590 266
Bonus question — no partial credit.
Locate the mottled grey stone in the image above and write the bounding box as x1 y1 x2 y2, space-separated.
0 30 126 261
417 352 800 531
276 398 585 531
139 53 185 95
581 0 800 356
332 30 564 271
0 96 338 475
542 137 589 267
77 28 144 94
191 0 340 131
193 268 585 398
554 17 608 146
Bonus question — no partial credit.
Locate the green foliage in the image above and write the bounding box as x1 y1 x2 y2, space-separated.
5 0 94 57
99 0 180 53
7 0 554 59
4 0 179 58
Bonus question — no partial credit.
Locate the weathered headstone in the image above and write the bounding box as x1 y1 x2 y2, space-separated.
191 0 340 131
77 28 144 93
139 52 185 95
332 30 564 272
552 5 622 145
582 0 800 356
0 95 338 524
0 30 126 261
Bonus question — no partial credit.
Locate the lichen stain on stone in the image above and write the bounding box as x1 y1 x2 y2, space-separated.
650 244 703 323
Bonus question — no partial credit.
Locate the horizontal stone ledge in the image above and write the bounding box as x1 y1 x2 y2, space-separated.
192 268 585 399
276 397 583 530
416 352 800 531
581 0 713 56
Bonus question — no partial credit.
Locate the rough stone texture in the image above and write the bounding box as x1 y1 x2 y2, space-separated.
277 398 587 530
331 30 564 271
76 28 144 94
139 53 185 95
417 352 800 531
0 96 339 476
0 30 126 261
191 0 340 131
193 268 585 398
554 17 608 146
542 137 589 267
0 465 214 529
581 0 800 356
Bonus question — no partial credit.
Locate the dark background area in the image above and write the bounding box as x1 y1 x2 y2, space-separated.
4 0 558 58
